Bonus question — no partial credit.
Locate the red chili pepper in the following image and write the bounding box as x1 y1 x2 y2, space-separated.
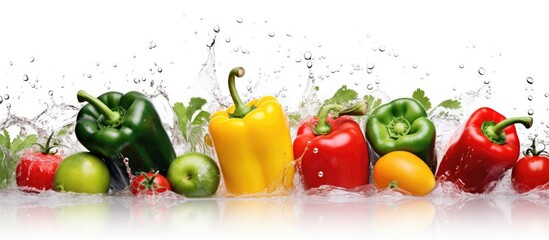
436 107 533 193
293 102 370 190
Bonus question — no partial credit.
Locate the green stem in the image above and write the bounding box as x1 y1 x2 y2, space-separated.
482 116 533 144
387 116 411 139
77 90 121 126
228 67 253 118
313 104 343 135
340 100 368 116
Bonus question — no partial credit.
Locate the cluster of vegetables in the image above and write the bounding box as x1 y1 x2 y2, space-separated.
3 66 549 198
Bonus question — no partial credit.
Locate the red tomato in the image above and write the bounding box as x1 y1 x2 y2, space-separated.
130 171 171 195
16 151 62 192
512 155 549 193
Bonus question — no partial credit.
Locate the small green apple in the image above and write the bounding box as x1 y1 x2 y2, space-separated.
167 152 220 198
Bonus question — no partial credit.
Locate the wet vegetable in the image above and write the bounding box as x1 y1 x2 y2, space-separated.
373 151 436 196
75 90 176 191
436 107 532 193
208 67 294 195
16 133 63 192
130 171 171 195
293 101 370 190
511 139 549 193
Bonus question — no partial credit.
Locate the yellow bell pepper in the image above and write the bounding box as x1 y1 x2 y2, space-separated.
209 67 295 196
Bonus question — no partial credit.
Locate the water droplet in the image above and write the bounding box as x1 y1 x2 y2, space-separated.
225 37 231 43
31 84 36 88
241 49 248 54
48 90 53 96
6 103 11 109
4 94 10 100
526 77 534 84
367 84 374 90
312 148 318 154
528 95 533 101
307 61 313 68
23 74 29 81
528 109 534 115
295 57 302 63
375 79 380 84
426 72 430 76
318 171 324 178
236 17 243 23
484 79 490 84
157 67 163 73
394 52 399 57
412 64 418 69
113 63 117 68
246 85 252 92
29 56 35 63
0 96 3 104
366 63 375 69
213 25 220 33
378 45 386 52
133 54 137 58
95 61 100 66
134 77 140 84
234 47 240 52
142 77 146 82
459 64 464 69
307 141 311 145
9 61 13 66
367 69 373 74
545 93 549 97
349 71 354 75
268 31 275 37
87 74 92 78
478 67 486 75
304 51 312 60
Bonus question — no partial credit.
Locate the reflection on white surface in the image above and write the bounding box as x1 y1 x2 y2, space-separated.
2 190 549 240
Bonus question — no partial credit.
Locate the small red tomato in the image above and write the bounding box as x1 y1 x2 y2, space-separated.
16 151 63 192
511 139 549 193
130 171 171 195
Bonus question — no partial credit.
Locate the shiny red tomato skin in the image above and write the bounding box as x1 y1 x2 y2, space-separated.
512 156 549 193
130 172 171 195
16 151 63 192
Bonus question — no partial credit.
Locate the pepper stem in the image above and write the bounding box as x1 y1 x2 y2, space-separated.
482 116 533 145
387 116 411 139
228 67 253 118
313 104 343 135
77 90 122 127
340 100 368 116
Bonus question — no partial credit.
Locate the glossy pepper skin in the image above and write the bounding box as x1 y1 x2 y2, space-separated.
436 107 533 193
293 103 369 190
365 98 437 173
209 67 294 195
75 90 176 191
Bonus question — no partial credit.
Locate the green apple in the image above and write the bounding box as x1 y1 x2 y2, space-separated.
53 152 110 194
167 152 220 198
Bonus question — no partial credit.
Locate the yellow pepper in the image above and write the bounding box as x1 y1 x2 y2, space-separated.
208 67 295 196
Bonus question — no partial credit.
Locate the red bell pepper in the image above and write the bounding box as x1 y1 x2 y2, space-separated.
436 107 533 193
293 102 369 190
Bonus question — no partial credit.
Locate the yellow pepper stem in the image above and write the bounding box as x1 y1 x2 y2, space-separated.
228 67 253 118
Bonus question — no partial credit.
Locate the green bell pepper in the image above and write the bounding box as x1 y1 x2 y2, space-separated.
75 90 176 190
365 98 437 173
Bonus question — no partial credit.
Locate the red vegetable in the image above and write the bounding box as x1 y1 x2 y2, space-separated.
436 107 532 193
293 102 369 190
130 171 171 195
512 139 549 193
16 133 63 192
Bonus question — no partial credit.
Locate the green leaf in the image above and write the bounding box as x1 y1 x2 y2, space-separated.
11 134 38 154
173 102 189 141
324 85 359 105
363 94 383 114
438 99 462 109
288 113 302 122
1 129 11 150
412 88 432 111
191 110 211 125
186 98 207 120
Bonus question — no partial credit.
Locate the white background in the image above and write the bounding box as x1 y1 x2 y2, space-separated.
2 0 549 239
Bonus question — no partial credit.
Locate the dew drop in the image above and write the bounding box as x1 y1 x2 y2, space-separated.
304 51 312 60
307 61 313 68
29 56 35 63
378 45 386 52
478 67 486 75
312 148 318 154
225 38 231 43
236 17 243 23
213 25 220 33
307 141 311 145
48 90 53 96
367 84 374 90
157 67 163 73
268 31 275 37
526 77 534 84
528 95 533 101
295 57 302 63
23 74 29 81
528 109 534 115
318 171 324 178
